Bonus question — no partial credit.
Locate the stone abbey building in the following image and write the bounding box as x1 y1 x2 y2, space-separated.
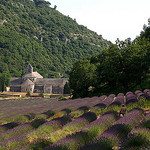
10 64 68 94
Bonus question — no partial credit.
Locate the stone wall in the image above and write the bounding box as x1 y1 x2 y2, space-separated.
52 85 64 94
10 86 21 92
34 86 44 93
44 85 52 94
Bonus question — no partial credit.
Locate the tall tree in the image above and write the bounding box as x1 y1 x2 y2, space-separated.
69 59 97 98
0 72 11 92
69 36 150 97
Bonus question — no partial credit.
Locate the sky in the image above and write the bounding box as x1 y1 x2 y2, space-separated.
48 0 150 43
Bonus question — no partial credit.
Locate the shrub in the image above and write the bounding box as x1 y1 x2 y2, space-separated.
31 119 47 128
26 91 31 97
58 96 67 101
42 110 55 118
39 93 44 97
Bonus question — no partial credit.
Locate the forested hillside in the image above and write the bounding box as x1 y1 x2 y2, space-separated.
70 23 150 98
0 0 109 78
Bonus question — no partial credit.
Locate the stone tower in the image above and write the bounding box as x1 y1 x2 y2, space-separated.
26 64 33 73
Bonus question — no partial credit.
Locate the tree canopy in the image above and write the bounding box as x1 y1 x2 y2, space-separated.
70 23 150 98
0 72 11 92
0 0 109 78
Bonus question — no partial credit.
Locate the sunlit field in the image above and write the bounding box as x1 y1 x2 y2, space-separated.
0 90 150 150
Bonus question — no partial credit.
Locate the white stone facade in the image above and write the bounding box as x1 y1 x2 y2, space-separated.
10 64 68 94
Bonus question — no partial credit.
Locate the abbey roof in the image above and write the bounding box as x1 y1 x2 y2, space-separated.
22 79 34 85
22 71 43 79
35 78 68 85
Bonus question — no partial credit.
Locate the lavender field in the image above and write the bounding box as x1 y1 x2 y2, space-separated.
0 90 150 150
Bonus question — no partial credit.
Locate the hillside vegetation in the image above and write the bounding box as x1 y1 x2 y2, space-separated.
70 23 150 98
0 0 109 78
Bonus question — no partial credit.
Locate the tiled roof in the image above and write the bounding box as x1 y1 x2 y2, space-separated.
22 79 34 85
22 71 43 78
35 78 68 85
10 78 22 85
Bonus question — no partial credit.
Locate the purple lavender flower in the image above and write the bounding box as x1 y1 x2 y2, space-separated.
128 127 150 137
143 89 150 93
0 125 7 133
115 108 144 128
93 94 115 109
147 91 150 96
45 138 81 150
46 111 118 150
83 111 117 131
110 94 124 106
135 90 150 100
63 112 97 130
0 129 31 150
141 112 150 129
117 93 124 97
122 127 150 149
82 108 145 149
0 123 33 142
145 112 150 119
135 90 142 95
81 132 120 150
38 115 71 130
126 92 138 104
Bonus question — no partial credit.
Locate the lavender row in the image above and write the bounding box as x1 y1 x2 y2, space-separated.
82 111 118 131
82 108 145 149
114 108 144 127
0 96 102 125
0 129 32 150
62 112 97 131
0 123 33 143
135 90 150 100
27 115 72 144
144 89 150 96
38 115 72 129
25 112 96 149
90 94 115 115
125 92 138 105
0 96 105 133
3 110 105 150
47 111 118 150
141 112 150 129
0 116 72 150
122 127 150 149
48 96 104 120
70 96 106 118
93 94 115 109
66 96 106 111
0 121 21 134
110 93 125 106
43 112 97 148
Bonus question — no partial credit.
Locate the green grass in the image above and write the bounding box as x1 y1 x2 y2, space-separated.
70 107 89 119
0 124 33 143
0 136 29 150
126 97 150 112
27 123 61 144
124 135 150 149
90 107 106 116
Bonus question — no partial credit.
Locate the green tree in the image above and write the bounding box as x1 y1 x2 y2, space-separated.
64 82 71 94
69 59 97 98
70 35 150 97
0 0 109 78
0 72 11 92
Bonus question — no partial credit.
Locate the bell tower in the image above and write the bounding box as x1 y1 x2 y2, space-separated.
26 64 33 73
